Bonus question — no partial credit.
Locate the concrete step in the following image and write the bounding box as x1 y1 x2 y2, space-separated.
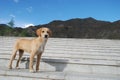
0 66 120 80
1 56 120 75
1 53 120 62
1 39 120 57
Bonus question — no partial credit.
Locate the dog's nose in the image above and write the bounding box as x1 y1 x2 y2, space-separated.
45 35 48 38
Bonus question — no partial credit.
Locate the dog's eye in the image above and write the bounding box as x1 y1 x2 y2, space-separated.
42 31 44 33
47 31 49 33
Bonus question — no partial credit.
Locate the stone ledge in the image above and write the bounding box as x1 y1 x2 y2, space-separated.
0 55 120 67
0 68 120 80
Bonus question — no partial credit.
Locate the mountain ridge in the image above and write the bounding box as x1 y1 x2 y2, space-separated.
1 17 120 39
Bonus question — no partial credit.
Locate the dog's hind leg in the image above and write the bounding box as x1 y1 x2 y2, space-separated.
8 49 17 69
16 49 24 69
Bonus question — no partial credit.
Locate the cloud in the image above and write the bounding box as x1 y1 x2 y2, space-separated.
24 24 34 28
13 0 19 3
0 18 9 24
26 7 33 13
11 20 34 28
10 14 15 18
15 23 33 28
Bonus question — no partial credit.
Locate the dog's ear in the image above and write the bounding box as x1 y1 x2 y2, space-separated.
36 28 42 36
48 29 52 37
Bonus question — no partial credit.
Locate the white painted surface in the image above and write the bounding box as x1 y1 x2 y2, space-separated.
0 37 120 80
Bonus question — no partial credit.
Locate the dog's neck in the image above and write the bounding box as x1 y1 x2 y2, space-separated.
37 36 48 44
36 36 48 53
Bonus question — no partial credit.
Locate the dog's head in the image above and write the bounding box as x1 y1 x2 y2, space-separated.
36 27 52 38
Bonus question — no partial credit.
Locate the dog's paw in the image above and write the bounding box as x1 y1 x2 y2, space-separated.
36 69 40 72
15 67 20 69
8 66 12 69
29 70 35 73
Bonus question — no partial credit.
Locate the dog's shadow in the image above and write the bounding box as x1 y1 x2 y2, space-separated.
42 58 68 72
21 57 68 72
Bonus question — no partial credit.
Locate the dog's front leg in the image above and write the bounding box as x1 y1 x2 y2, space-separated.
29 53 35 73
36 53 42 72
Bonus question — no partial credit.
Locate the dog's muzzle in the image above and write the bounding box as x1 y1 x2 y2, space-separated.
45 35 48 38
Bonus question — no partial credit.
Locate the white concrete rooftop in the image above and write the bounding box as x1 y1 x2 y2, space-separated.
0 36 120 80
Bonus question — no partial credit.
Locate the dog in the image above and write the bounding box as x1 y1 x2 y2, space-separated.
8 27 52 72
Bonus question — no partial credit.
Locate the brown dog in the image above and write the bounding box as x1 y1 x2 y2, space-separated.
8 27 52 72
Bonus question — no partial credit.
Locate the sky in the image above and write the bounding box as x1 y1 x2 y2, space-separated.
0 0 120 28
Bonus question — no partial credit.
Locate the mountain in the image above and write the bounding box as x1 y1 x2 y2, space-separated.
1 17 120 39
0 24 36 37
0 24 13 36
37 17 120 39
